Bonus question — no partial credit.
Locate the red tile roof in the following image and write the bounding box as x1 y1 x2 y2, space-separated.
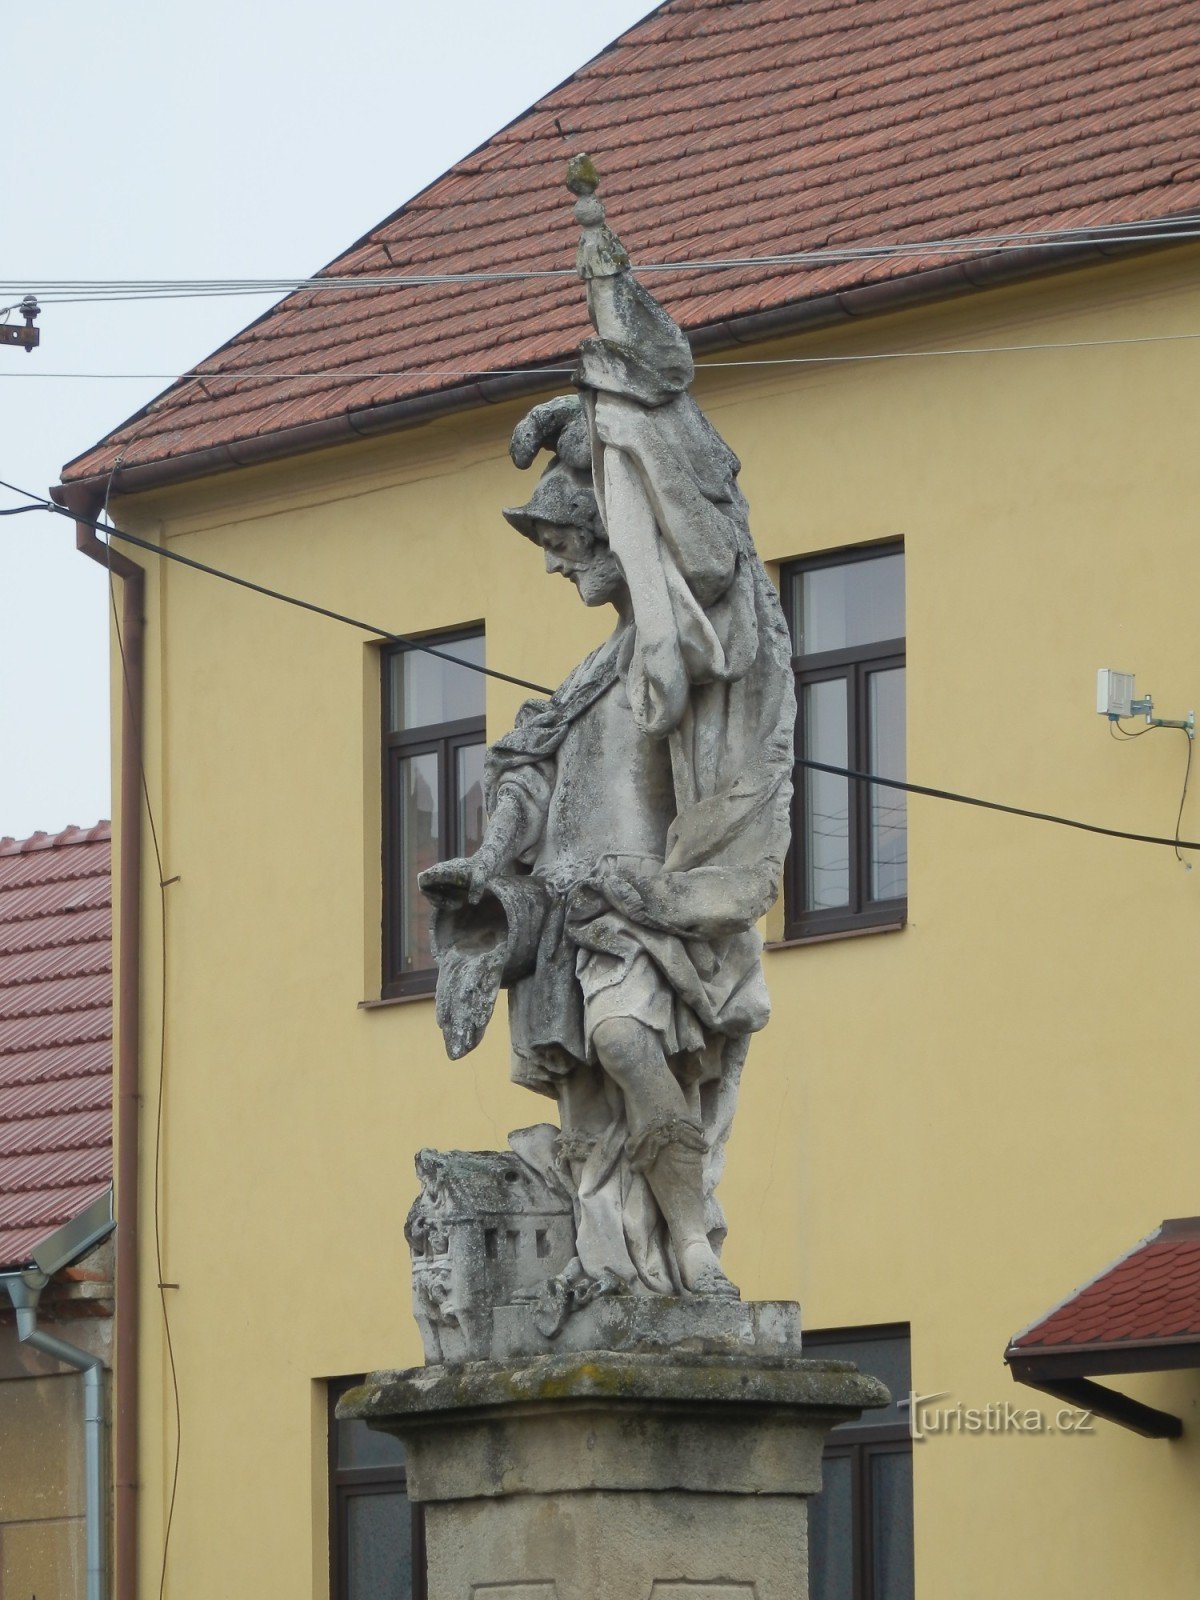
0 824 112 1271
63 0 1200 488
1009 1219 1200 1354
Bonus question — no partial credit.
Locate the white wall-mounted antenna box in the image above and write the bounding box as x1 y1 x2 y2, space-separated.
1097 668 1136 719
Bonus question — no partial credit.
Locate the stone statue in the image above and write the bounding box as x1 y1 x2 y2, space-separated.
418 156 795 1337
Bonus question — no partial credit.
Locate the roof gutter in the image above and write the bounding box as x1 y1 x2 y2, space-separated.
59 230 1174 502
51 480 146 1600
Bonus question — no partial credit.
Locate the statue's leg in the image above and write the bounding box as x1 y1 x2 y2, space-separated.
555 1067 642 1289
591 1016 738 1298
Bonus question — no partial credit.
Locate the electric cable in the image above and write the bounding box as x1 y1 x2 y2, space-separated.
4 475 1197 853
0 477 551 697
1106 719 1194 865
798 757 1200 853
1174 731 1193 867
1108 718 1157 739
9 328 1200 385
5 211 1200 304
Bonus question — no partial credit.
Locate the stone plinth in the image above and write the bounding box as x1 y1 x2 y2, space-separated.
339 1350 889 1600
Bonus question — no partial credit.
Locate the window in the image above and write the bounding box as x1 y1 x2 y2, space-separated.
382 630 486 997
782 547 906 940
329 1378 426 1600
806 1325 914 1600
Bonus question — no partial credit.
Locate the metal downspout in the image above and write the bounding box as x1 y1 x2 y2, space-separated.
3 1271 106 1600
52 480 146 1600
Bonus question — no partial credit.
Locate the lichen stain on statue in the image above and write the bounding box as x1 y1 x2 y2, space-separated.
415 156 796 1364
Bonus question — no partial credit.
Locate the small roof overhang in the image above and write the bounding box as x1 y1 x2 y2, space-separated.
1005 1218 1200 1440
0 1188 115 1281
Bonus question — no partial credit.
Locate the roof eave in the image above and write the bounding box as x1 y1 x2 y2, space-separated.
1005 1332 1200 1440
58 230 1160 503
1006 1335 1200 1379
0 1187 115 1278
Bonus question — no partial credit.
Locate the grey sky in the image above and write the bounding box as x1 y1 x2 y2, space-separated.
0 0 660 841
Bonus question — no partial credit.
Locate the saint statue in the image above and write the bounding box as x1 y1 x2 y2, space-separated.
419 157 794 1315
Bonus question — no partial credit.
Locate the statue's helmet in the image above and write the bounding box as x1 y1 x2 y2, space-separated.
502 456 601 545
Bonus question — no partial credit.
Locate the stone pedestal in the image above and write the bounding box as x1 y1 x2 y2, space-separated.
340 1350 888 1600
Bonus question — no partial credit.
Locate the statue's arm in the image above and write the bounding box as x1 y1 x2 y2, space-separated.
473 783 541 882
419 778 546 906
509 395 588 471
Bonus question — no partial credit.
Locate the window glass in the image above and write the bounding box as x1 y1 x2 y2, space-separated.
336 1412 407 1471
388 635 486 732
868 667 908 903
398 752 440 974
809 1451 854 1600
382 628 486 996
872 1450 915 1600
346 1491 413 1600
783 548 905 938
792 552 904 656
330 1379 423 1600
804 1328 914 1600
803 679 849 910
810 1333 912 1433
455 743 487 859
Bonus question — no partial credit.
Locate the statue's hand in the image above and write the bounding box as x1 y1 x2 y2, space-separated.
509 395 585 469
418 854 494 908
598 872 647 921
569 870 647 923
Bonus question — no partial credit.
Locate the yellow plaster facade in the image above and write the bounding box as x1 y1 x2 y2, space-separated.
112 246 1200 1597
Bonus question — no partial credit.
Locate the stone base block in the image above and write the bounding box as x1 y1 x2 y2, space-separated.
427 1489 803 1600
489 1294 802 1363
340 1349 888 1600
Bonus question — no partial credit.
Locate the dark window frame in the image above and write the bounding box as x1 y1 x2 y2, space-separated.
381 627 486 999
328 1377 427 1600
781 545 907 942
805 1323 913 1600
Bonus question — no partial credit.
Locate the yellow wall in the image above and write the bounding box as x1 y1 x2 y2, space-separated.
113 244 1200 1598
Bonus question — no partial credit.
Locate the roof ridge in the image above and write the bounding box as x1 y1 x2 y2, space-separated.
0 823 112 857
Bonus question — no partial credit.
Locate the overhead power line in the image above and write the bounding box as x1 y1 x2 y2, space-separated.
5 326 1200 383
0 476 549 696
798 759 1198 854
3 213 1199 305
2 476 1196 856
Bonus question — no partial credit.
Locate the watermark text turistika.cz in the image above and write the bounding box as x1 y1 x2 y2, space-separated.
908 1392 1094 1441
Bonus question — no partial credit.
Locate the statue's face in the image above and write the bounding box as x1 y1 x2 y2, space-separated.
536 521 625 608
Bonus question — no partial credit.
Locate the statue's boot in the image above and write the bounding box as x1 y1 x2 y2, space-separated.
637 1124 740 1298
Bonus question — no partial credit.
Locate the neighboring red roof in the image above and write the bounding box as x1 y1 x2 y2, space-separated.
63 0 1200 487
0 824 112 1271
1009 1219 1200 1354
